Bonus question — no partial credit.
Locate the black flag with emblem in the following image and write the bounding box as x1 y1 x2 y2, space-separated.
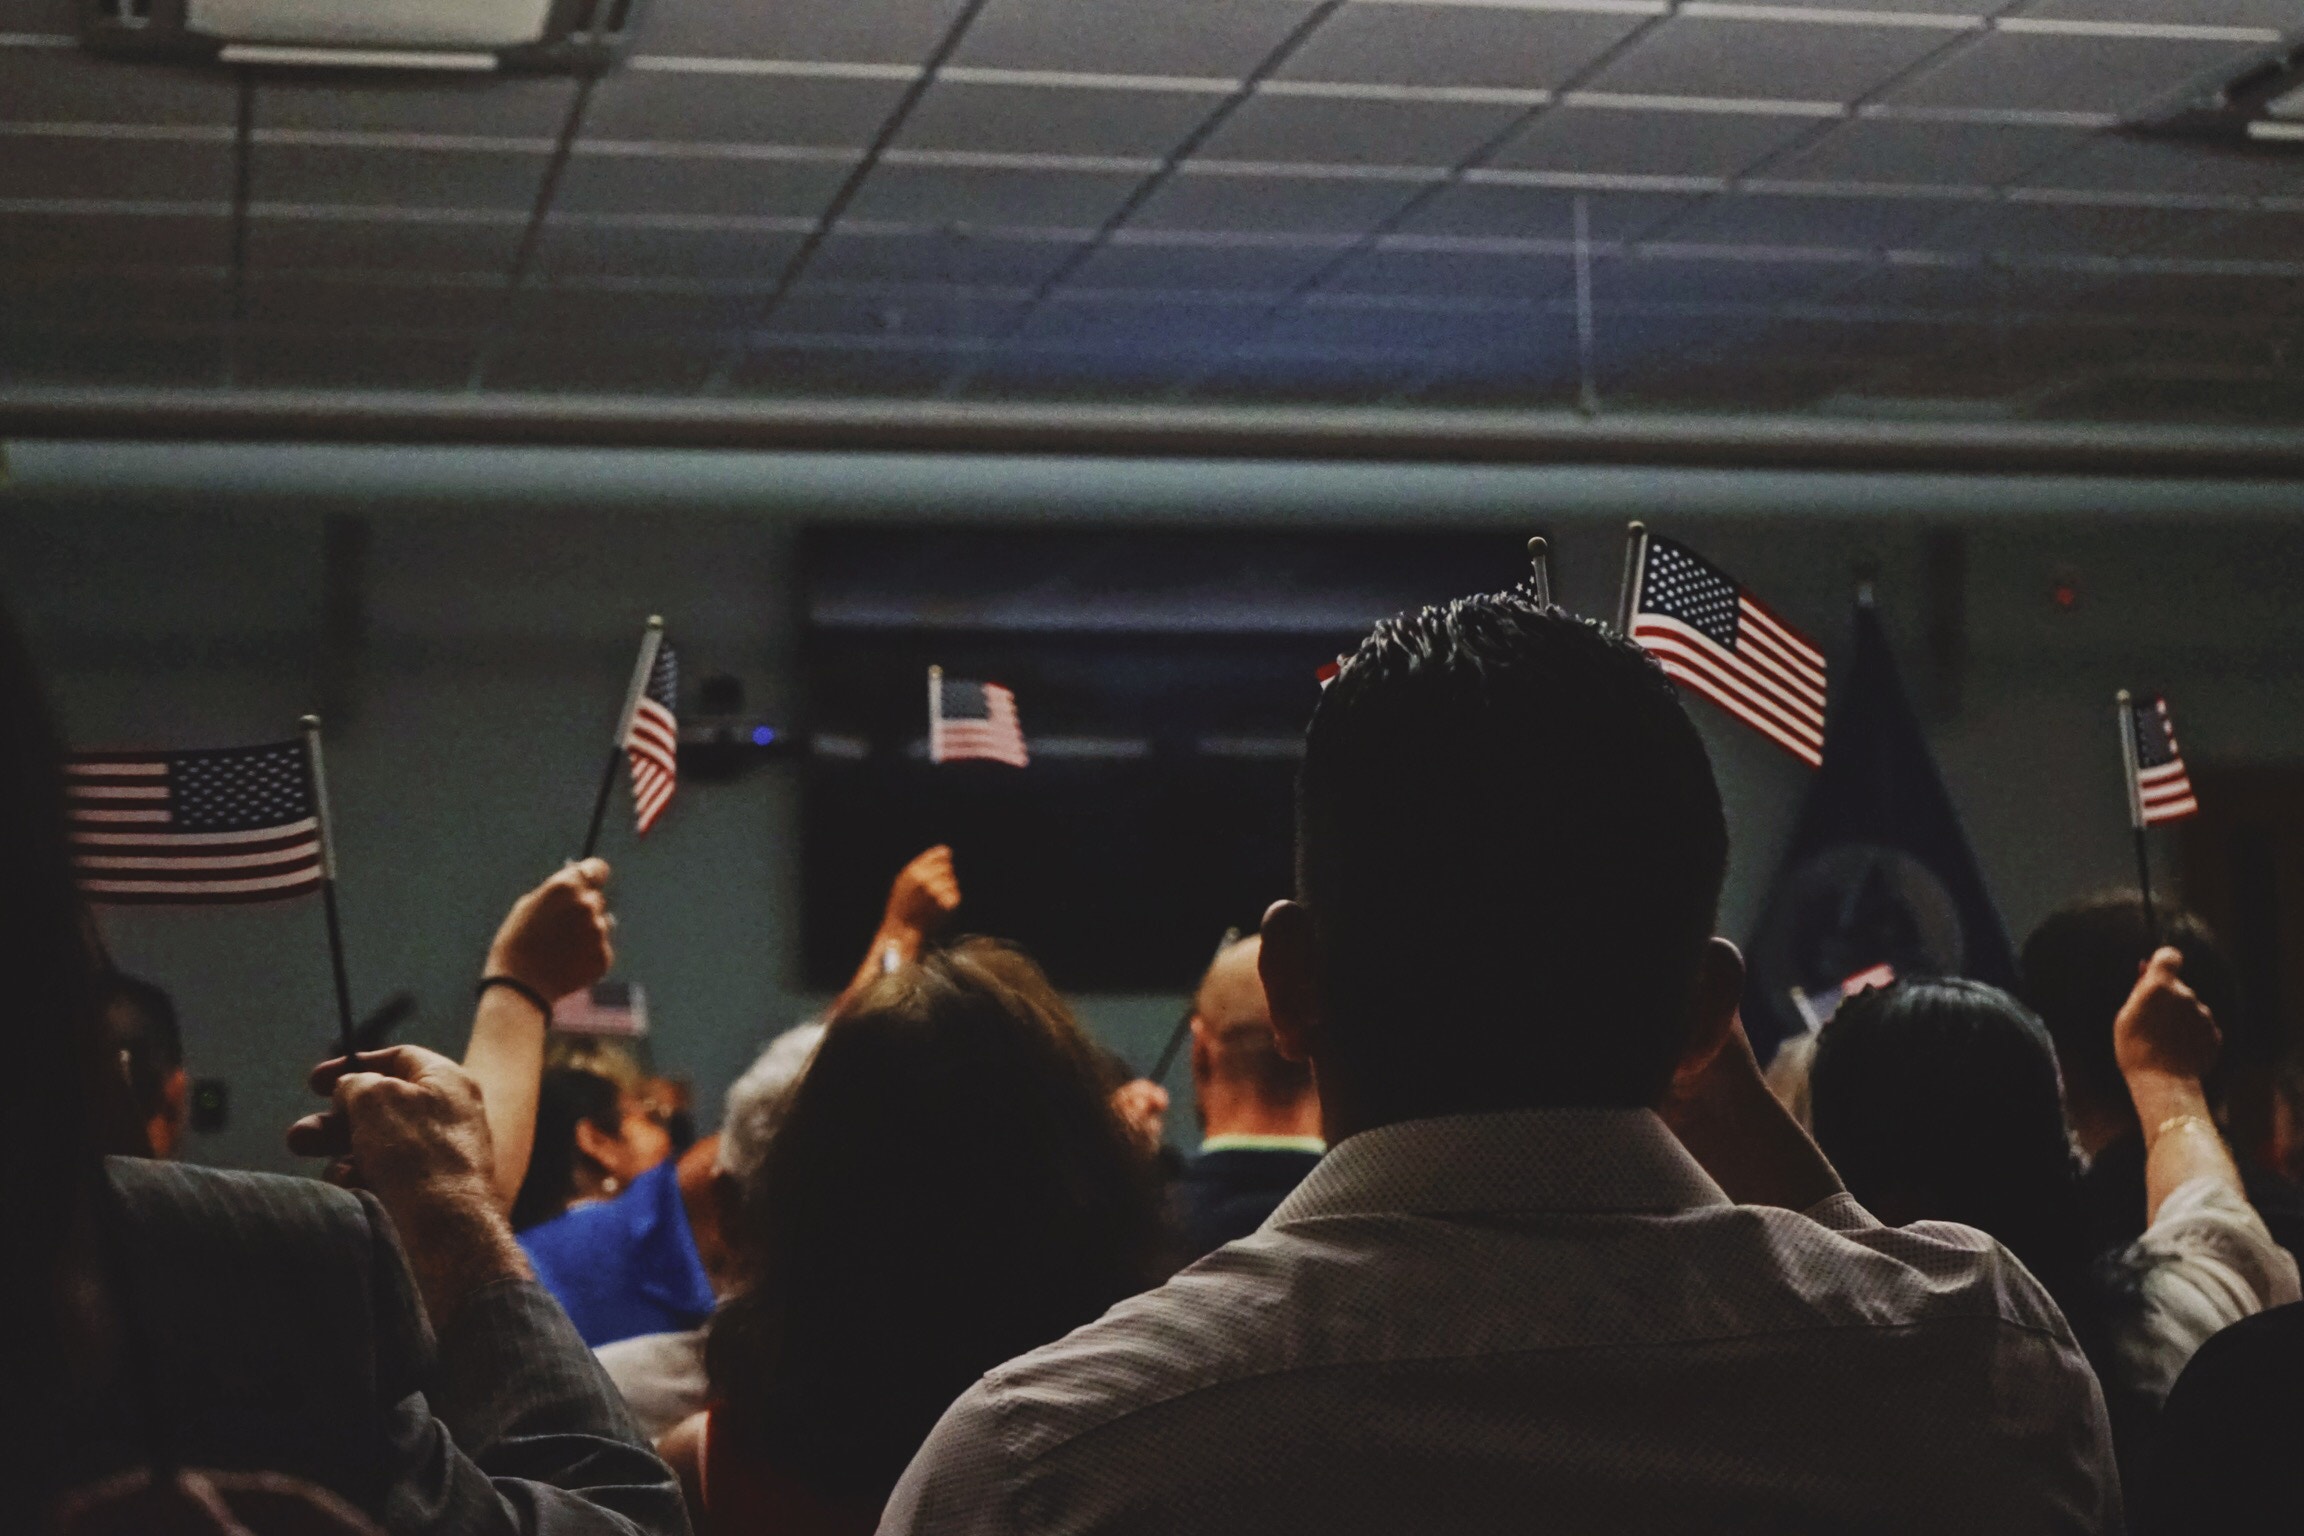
1742 593 2018 1063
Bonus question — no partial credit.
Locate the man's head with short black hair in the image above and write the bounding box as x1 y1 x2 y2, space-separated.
2020 891 2243 1151
1260 592 1736 1134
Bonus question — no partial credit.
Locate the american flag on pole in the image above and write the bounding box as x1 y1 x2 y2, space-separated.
1627 534 1829 769
66 741 324 905
2128 692 2198 826
624 639 679 835
929 667 1028 767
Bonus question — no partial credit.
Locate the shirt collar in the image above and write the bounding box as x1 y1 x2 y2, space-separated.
1199 1133 1328 1156
1268 1107 1728 1224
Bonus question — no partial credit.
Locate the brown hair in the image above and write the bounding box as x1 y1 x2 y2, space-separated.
705 938 1164 1501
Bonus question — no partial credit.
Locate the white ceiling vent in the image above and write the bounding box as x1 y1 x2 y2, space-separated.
80 0 641 73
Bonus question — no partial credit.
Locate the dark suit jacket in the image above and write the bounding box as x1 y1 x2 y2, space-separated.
59 1156 689 1536
1173 1147 1324 1263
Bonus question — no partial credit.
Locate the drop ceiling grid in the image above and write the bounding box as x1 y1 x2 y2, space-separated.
0 0 2297 412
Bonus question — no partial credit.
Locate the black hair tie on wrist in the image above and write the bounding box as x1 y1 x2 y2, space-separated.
477 975 553 1021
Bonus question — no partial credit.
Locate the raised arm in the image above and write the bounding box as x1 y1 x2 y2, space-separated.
835 845 962 1010
465 860 618 1212
2116 946 2239 1225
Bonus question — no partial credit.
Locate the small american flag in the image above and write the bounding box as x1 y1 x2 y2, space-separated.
625 639 679 834
1628 534 1828 769
66 740 324 905
2128 693 2198 826
553 980 651 1037
930 668 1028 767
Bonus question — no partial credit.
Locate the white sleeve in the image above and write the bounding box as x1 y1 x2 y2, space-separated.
2113 1175 2303 1404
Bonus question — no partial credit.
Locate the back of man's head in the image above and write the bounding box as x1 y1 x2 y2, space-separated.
2020 891 2243 1121
1193 937 1312 1112
1298 593 1728 1116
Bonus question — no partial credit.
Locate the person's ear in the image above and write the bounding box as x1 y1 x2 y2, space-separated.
1671 937 1745 1090
572 1117 626 1177
1188 1015 1213 1080
1259 900 1322 1065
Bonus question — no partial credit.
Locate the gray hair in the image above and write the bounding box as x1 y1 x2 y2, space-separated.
716 1021 826 1188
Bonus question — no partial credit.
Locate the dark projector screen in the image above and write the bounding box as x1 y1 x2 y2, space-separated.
800 528 1527 992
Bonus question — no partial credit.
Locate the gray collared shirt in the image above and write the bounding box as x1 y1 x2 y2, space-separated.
881 1108 2120 1535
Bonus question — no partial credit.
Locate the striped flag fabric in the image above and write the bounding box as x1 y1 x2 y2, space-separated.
1627 535 1829 768
66 740 324 904
929 668 1029 767
2128 692 2198 826
624 639 679 834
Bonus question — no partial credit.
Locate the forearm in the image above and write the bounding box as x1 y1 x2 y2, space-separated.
2128 1070 2243 1225
389 1186 534 1334
463 988 551 1211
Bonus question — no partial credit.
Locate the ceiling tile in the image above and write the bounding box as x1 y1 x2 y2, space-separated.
726 339 958 396
0 50 234 126
252 77 579 135
1491 105 1820 179
1930 199 2208 258
582 71 911 147
5 0 77 28
1325 244 1573 297
2144 209 2304 264
1990 265 2304 319
1064 236 1346 291
1761 117 2078 188
1881 33 2266 118
1134 169 1431 233
556 152 852 218
775 283 1034 339
1395 183 1692 241
515 282 753 333
632 0 969 63
2015 0 2300 29
1274 5 1647 90
0 268 231 327
0 136 234 203
1020 291 1273 348
1267 297 1548 357
238 334 477 389
1596 251 1857 307
963 342 1216 398
1199 94 1530 167
243 211 526 271
842 164 1145 227
1583 16 1962 104
893 81 1216 158
1659 188 1978 251
0 209 232 266
951 0 1324 77
1191 352 1423 405
533 218 808 279
2029 135 2304 199
241 274 507 330
489 332 722 392
251 144 549 210
804 227 1087 286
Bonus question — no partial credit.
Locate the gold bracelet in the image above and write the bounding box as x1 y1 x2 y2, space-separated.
2155 1113 2216 1141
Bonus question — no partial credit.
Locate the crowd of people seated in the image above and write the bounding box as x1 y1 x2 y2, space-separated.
11 581 2304 1534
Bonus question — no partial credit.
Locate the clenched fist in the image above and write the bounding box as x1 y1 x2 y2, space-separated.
2115 946 2221 1087
485 858 615 1003
883 845 963 941
287 1046 527 1326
